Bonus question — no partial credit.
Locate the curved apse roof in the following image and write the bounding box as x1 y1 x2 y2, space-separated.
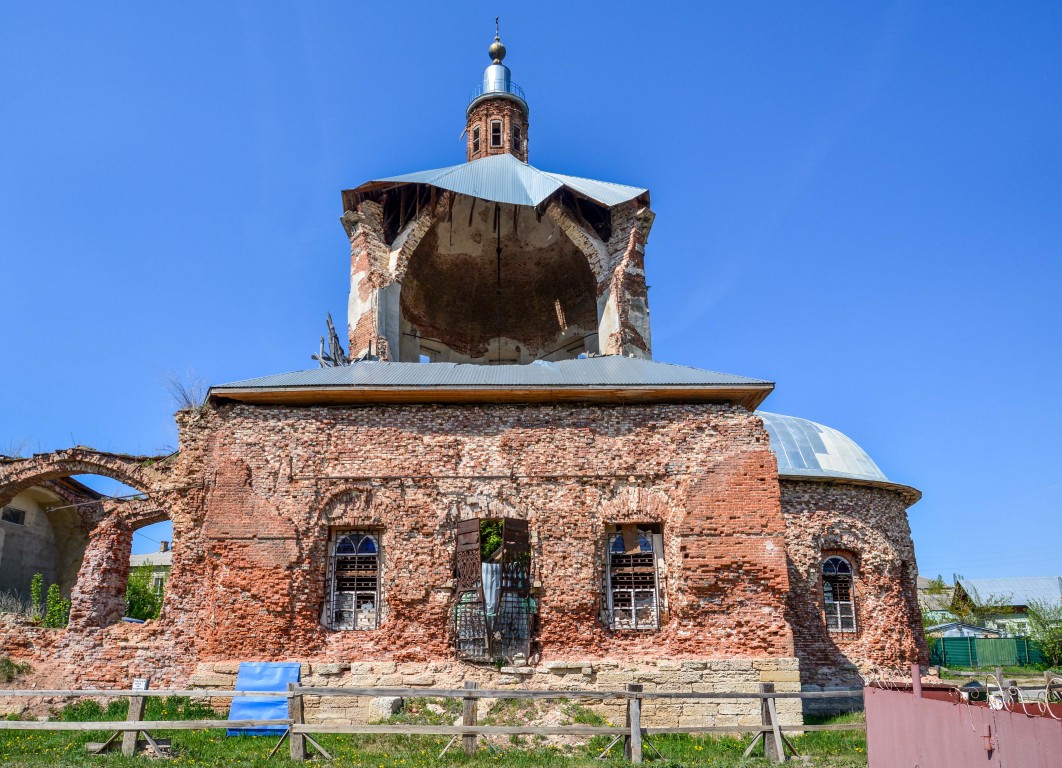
757 411 888 483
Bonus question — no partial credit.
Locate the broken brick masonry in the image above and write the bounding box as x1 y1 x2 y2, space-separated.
0 403 925 725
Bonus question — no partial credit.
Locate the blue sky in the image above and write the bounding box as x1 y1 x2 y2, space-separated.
1 2 1059 577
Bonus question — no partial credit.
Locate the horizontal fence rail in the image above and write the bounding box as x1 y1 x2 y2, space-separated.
0 687 865 700
0 681 868 764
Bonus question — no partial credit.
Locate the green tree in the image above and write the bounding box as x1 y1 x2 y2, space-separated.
124 566 163 621
951 579 1012 627
42 583 70 628
1027 599 1062 667
925 575 948 594
480 520 503 560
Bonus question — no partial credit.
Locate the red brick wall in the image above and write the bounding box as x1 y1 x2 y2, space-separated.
779 479 928 687
466 99 529 162
0 408 928 699
179 402 792 662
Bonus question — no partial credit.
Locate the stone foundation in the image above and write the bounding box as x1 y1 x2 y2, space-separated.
188 657 803 728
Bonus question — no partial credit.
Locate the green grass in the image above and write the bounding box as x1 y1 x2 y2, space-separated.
938 664 1050 679
0 698 867 767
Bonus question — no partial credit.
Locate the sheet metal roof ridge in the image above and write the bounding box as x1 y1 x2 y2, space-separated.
925 621 1002 634
956 576 1062 605
356 153 647 208
210 357 773 391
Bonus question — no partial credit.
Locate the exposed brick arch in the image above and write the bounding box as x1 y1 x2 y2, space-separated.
543 200 610 286
0 448 167 508
314 486 379 529
390 192 452 283
595 485 674 526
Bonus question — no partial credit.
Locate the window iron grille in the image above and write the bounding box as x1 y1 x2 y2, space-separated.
606 528 660 631
328 531 380 630
823 555 856 632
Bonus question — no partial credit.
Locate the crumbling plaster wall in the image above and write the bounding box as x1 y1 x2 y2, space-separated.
779 479 928 690
0 486 88 599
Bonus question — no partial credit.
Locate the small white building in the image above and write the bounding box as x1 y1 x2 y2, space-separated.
129 541 172 594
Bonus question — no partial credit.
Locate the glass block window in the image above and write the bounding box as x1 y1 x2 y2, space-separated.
327 531 380 630
823 555 856 632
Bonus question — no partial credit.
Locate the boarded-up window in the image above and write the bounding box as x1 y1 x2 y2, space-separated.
326 531 380 630
606 524 661 631
453 518 534 662
822 555 856 632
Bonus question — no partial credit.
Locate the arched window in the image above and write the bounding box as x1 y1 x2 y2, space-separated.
822 555 856 632
606 524 661 631
471 125 481 155
327 531 380 630
490 120 503 148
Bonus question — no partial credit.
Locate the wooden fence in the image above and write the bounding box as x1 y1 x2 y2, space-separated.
0 683 866 764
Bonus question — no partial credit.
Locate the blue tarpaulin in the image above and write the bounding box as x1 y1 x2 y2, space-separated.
227 662 301 736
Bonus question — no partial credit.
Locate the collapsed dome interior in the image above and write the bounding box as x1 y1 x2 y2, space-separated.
399 195 599 364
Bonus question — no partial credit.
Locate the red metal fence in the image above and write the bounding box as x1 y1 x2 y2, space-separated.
865 670 1062 768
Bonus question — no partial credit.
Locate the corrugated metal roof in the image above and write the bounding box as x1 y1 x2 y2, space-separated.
362 153 647 208
957 577 1062 608
212 356 769 391
758 411 889 483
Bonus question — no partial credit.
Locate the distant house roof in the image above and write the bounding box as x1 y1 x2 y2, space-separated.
926 621 1003 637
956 577 1062 608
919 592 954 613
209 357 775 410
130 551 171 568
346 153 647 208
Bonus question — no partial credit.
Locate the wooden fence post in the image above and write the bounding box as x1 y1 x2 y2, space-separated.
624 683 643 764
760 682 784 764
121 678 147 756
462 680 478 755
288 682 308 761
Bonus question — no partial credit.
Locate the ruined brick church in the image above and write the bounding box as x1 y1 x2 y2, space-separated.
0 33 926 721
